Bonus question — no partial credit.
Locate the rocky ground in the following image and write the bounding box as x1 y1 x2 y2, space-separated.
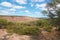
0 29 60 40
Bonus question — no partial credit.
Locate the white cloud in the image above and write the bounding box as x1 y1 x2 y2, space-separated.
0 2 12 7
9 8 16 11
31 0 45 2
13 5 25 9
30 3 34 7
25 10 29 12
36 4 40 8
56 4 60 7
35 12 47 17
24 10 31 14
36 3 46 8
0 2 26 9
36 3 47 10
0 1 26 15
0 9 17 15
0 10 9 15
16 0 27 4
41 7 47 10
35 12 41 16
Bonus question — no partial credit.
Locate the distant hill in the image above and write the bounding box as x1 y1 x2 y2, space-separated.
0 15 39 22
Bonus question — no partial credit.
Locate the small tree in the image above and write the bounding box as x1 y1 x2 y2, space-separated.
42 0 60 31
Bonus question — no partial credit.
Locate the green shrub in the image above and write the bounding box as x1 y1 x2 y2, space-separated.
43 26 52 32
23 26 41 35
12 26 41 35
0 19 8 29
23 20 41 26
6 19 52 35
6 23 41 35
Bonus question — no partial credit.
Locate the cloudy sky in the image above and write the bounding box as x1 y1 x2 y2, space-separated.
0 0 49 18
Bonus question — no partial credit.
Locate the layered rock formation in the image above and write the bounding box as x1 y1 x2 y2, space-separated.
0 16 39 22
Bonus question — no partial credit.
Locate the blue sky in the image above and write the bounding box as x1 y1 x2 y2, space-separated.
0 0 49 18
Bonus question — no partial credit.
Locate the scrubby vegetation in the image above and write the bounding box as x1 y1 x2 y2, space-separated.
0 17 59 36
0 18 53 36
0 17 60 40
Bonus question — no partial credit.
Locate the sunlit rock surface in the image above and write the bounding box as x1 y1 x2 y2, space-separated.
0 29 60 40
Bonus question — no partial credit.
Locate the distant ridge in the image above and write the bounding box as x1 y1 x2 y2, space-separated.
0 15 39 22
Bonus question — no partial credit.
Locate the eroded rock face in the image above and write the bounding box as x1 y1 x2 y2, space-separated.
0 29 60 40
8 34 31 40
0 29 38 40
0 29 32 40
0 29 8 40
0 16 39 22
0 29 8 38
